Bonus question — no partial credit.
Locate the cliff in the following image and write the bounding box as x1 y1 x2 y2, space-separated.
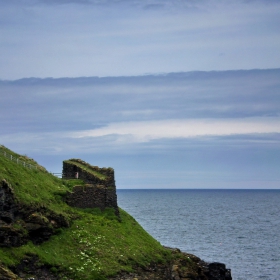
0 145 232 280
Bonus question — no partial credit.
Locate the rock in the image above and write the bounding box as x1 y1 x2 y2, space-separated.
108 249 232 280
0 180 16 223
202 262 232 280
12 254 59 280
0 211 14 223
0 224 28 247
0 264 21 280
208 262 232 280
171 264 180 280
0 179 69 247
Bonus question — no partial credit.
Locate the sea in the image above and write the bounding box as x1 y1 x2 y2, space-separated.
117 189 280 280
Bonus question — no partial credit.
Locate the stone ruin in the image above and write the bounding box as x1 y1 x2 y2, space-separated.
62 159 119 216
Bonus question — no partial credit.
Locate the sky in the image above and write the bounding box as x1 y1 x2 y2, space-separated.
0 0 280 189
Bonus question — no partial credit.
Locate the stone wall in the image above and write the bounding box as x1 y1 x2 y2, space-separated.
62 159 115 187
62 159 119 216
66 184 118 213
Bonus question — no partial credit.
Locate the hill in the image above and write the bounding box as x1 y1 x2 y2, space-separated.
0 145 231 280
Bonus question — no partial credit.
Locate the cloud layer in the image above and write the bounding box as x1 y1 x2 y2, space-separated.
0 0 280 79
1 0 280 189
1 69 280 188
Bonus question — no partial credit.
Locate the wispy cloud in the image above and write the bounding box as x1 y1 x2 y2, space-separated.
71 118 280 142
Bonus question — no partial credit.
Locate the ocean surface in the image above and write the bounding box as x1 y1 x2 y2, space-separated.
117 189 280 280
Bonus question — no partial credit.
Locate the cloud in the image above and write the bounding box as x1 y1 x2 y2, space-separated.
71 118 280 143
0 1 280 79
1 69 280 137
1 119 279 158
0 0 279 188
1 69 280 189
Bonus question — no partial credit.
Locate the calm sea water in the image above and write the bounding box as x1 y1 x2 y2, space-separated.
117 189 280 280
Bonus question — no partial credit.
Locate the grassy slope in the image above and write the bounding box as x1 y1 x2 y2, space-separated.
0 146 170 279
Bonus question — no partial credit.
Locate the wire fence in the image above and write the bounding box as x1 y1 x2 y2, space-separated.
0 146 38 170
52 173 63 178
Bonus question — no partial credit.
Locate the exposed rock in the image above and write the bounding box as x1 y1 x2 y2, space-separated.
0 180 17 222
12 254 59 280
0 224 28 247
0 264 21 280
108 248 232 280
0 179 69 247
201 262 232 280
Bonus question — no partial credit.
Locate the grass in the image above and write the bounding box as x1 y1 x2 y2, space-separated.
64 160 108 180
0 146 72 218
0 209 170 279
0 146 171 279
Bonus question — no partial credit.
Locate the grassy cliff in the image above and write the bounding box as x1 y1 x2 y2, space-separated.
0 145 229 280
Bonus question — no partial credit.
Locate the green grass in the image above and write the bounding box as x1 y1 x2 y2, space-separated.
0 146 72 218
0 209 169 279
64 160 108 180
61 178 86 190
0 146 171 279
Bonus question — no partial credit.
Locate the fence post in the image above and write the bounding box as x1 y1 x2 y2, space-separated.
0 148 37 170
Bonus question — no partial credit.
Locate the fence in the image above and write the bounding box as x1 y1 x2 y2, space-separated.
52 173 78 179
0 146 37 170
52 173 63 178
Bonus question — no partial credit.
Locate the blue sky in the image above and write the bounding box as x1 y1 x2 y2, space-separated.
0 0 280 189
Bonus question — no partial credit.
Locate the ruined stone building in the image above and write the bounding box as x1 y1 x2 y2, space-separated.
62 159 119 216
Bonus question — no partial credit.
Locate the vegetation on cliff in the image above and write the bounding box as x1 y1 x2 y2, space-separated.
0 145 231 280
